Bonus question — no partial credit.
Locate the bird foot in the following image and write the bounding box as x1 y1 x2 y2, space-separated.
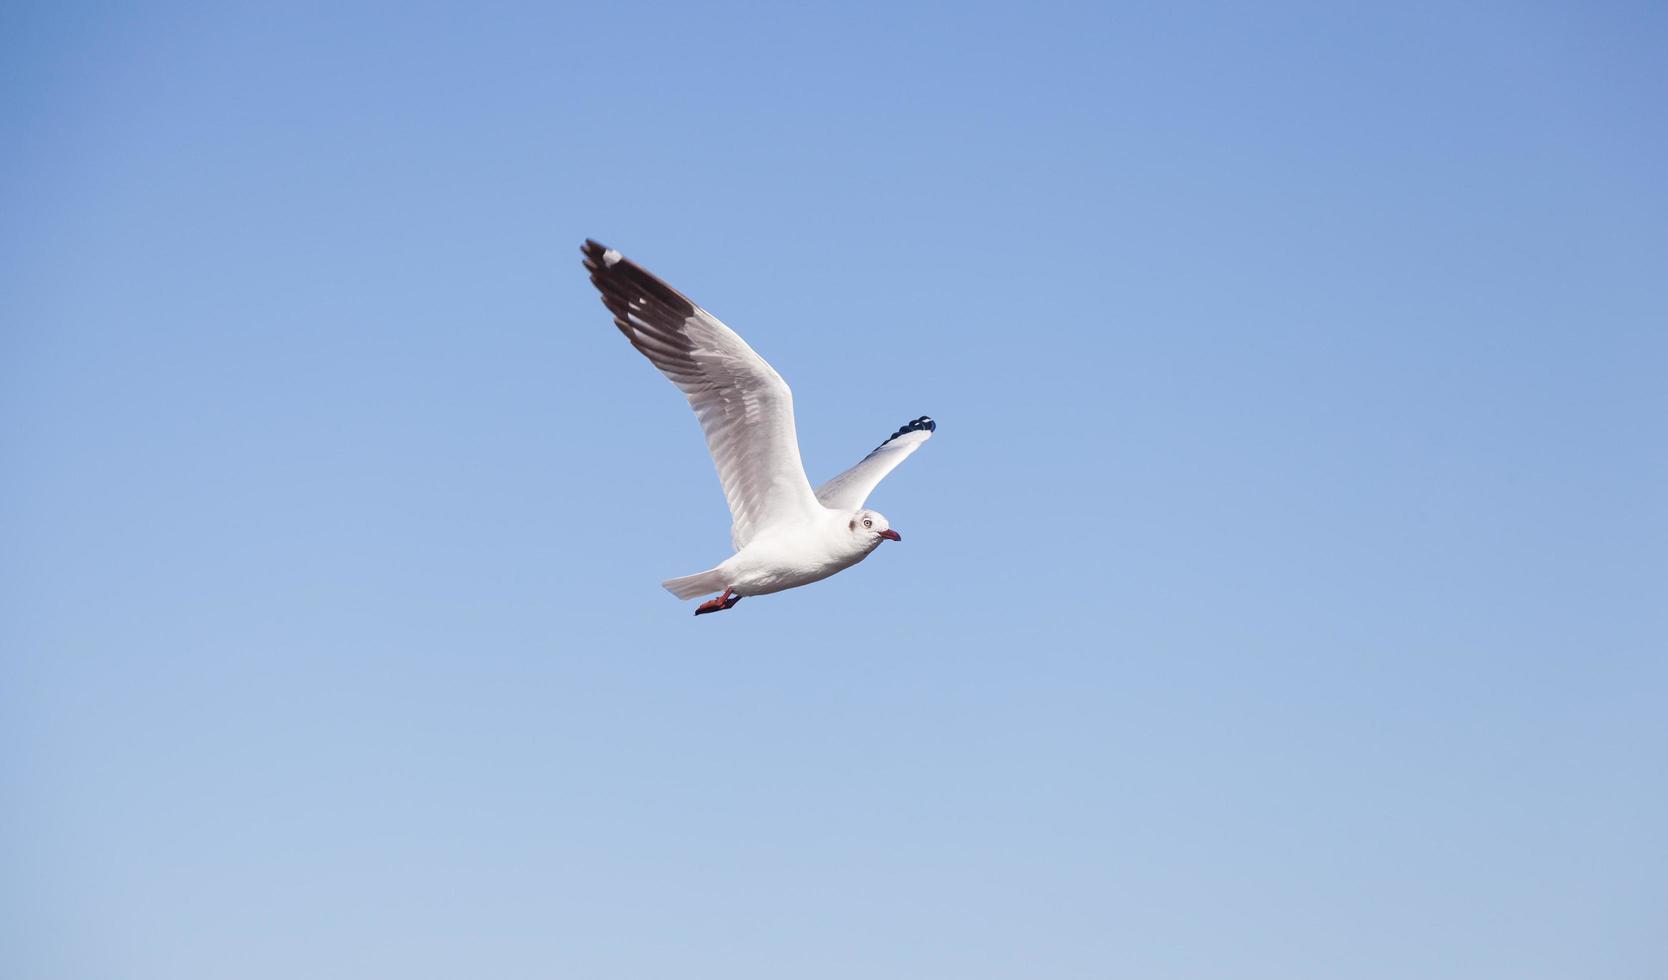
694 589 743 615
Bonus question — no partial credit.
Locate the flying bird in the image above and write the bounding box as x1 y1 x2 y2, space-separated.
581 240 936 615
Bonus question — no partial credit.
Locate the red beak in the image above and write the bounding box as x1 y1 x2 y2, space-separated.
879 529 902 542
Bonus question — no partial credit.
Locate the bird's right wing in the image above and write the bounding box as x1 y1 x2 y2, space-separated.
815 417 936 512
582 240 823 550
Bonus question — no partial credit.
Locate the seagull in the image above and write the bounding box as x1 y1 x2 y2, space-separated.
581 240 936 615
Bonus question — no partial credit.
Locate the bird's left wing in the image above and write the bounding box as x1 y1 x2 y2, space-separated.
815 417 936 512
582 240 824 550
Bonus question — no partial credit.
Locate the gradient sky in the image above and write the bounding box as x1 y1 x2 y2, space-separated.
3 2 1666 978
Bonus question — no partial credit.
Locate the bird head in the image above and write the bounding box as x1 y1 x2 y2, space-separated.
850 509 901 543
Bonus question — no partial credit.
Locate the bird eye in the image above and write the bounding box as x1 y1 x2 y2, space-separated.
863 518 873 528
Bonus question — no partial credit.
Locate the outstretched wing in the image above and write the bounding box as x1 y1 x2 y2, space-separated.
582 240 823 550
815 416 936 512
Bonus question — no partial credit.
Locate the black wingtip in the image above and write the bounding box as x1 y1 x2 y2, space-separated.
878 416 936 447
580 241 701 339
580 239 613 267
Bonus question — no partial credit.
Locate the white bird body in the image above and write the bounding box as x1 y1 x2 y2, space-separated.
581 240 935 614
711 514 886 597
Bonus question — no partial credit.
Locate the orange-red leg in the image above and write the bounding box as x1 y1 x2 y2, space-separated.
694 588 742 616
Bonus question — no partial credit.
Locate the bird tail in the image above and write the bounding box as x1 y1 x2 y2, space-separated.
662 567 728 600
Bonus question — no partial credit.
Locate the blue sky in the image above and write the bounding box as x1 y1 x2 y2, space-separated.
3 2 1665 977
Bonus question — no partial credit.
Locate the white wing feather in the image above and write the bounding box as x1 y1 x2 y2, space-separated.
815 418 936 512
582 241 823 550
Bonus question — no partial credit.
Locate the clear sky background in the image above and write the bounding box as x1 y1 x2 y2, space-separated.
3 2 1665 978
